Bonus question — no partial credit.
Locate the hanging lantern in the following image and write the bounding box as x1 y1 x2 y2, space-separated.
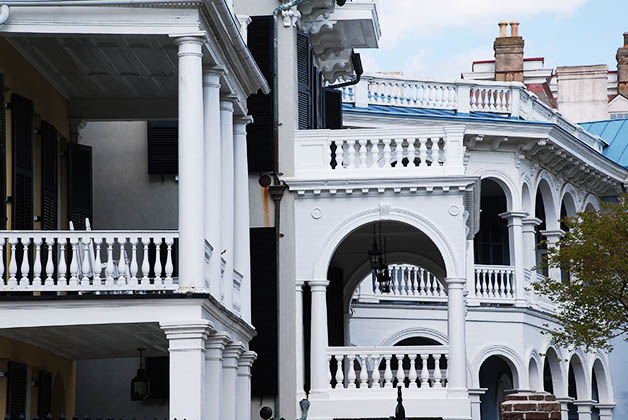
367 223 391 293
131 347 150 401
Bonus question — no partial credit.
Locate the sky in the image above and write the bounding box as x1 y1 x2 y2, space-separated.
358 0 628 79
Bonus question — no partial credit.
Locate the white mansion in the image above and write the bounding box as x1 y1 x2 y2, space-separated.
0 1 626 420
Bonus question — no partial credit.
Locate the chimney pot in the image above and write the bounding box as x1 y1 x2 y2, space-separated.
624 32 628 47
510 21 520 37
498 21 508 38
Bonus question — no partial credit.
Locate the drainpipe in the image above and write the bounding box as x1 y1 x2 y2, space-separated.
271 0 310 416
326 51 363 89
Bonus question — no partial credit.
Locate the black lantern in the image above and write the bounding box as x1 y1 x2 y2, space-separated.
368 223 391 293
131 347 150 401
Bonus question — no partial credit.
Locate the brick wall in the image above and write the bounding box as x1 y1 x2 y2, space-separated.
500 392 561 420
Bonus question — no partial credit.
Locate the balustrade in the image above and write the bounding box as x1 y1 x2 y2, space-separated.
0 231 178 292
371 264 446 300
473 265 515 300
328 346 449 391
469 86 512 113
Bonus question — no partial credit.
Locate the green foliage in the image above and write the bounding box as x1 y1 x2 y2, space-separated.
532 195 628 352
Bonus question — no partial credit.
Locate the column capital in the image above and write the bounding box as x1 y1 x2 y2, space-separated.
160 320 214 340
522 217 543 227
595 403 616 409
202 66 224 88
220 94 239 111
223 341 246 359
174 35 205 58
574 400 597 407
309 279 329 291
556 396 575 404
206 331 231 351
203 64 226 77
540 229 565 241
499 211 528 220
445 277 466 289
234 115 254 127
238 350 258 369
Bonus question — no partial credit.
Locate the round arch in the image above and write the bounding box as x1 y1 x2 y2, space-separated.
568 352 591 400
543 346 566 396
582 194 600 213
535 174 559 230
473 345 525 389
522 180 533 215
528 351 543 391
313 207 461 282
380 327 448 346
474 169 519 211
559 184 579 217
591 357 612 404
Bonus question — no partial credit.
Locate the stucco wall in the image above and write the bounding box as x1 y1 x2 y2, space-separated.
609 338 628 419
78 121 178 230
0 336 76 420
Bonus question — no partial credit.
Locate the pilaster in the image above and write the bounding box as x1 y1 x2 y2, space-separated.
500 211 528 306
223 341 245 420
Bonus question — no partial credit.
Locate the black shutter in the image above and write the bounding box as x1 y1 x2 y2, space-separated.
41 121 59 230
68 143 92 230
37 370 52 418
11 94 34 230
249 227 278 397
0 74 6 229
147 121 178 175
6 362 27 420
324 88 343 129
297 31 314 129
246 16 275 173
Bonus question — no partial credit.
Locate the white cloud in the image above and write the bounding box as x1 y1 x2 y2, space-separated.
376 0 588 49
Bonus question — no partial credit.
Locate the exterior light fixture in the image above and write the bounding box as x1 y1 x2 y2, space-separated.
131 347 150 401
368 223 391 293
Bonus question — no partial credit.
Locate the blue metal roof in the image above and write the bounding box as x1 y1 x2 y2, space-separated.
342 103 524 122
580 119 628 168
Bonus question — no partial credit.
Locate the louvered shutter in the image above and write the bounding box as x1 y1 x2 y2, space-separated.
37 370 52 418
7 362 27 420
246 16 275 173
147 121 178 175
297 31 314 130
41 121 59 230
0 74 6 229
68 143 93 230
324 88 343 129
11 94 34 230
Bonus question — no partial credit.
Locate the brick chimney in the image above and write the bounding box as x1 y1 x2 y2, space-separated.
494 21 524 82
617 32 628 97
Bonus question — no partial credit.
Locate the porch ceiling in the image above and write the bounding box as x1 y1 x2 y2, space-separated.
8 34 180 119
0 322 168 359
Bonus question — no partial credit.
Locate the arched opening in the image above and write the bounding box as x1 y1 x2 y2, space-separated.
535 188 548 276
529 357 540 391
568 354 588 418
559 192 577 282
543 356 554 394
474 178 510 265
543 348 564 396
395 337 441 346
479 355 516 420
522 183 532 215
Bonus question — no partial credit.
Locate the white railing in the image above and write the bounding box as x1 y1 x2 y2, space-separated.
473 265 515 301
327 345 449 390
523 268 556 312
293 127 465 179
0 231 178 292
342 75 606 153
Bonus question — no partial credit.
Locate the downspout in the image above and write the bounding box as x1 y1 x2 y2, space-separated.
270 0 311 417
326 51 363 89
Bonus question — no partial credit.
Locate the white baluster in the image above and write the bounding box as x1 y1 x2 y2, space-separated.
505 270 512 298
395 354 405 387
420 354 430 388
32 238 42 287
327 140 335 170
334 355 344 389
371 354 381 388
165 238 174 287
117 238 128 286
347 141 357 169
336 141 345 170
93 241 103 286
418 137 428 167
407 138 416 167
489 269 496 297
69 239 79 287
57 242 67 287
359 354 368 388
8 239 18 287
0 242 4 287
347 354 357 388
475 269 481 297
408 354 418 388
392 139 401 169
129 238 139 286
327 355 332 389
141 239 150 286
19 238 30 287
497 270 504 297
382 138 392 168
384 354 394 388
80 239 91 287
433 354 442 388
358 139 368 168
410 267 418 295
105 239 115 286
154 238 163 286
482 269 488 297
445 354 449 387
419 267 426 296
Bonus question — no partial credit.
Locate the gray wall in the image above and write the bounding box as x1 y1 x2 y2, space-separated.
610 338 628 419
75 358 168 419
79 121 178 230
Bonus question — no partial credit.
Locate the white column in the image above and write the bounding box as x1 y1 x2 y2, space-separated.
237 351 257 420
500 211 527 306
296 280 306 401
309 279 330 395
575 400 595 420
175 36 206 292
221 97 236 309
468 388 487 420
234 116 253 322
557 397 574 420
596 404 615 420
466 239 479 306
161 320 213 420
522 217 541 269
205 331 230 420
446 277 468 393
541 230 564 281
203 66 224 297
223 342 244 420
